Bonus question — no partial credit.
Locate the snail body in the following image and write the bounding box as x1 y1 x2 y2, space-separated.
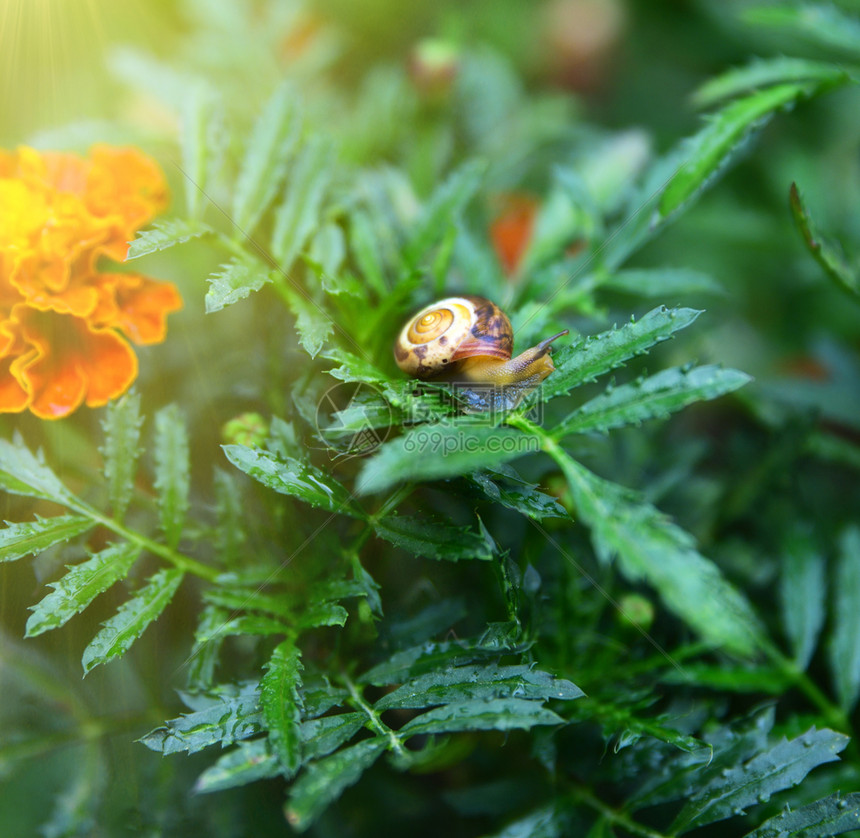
394 295 567 411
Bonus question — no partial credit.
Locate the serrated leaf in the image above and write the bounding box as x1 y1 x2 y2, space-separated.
223 444 361 516
301 713 365 762
139 682 261 755
232 82 302 234
82 568 184 674
553 365 751 438
374 664 583 711
261 639 304 777
154 405 190 548
357 424 540 495
487 804 563 838
780 526 826 670
100 390 143 522
399 697 564 738
743 791 860 837
297 602 349 629
0 434 77 505
213 468 246 566
790 182 860 300
185 604 227 691
692 57 849 109
373 514 494 561
671 727 848 833
554 450 763 656
829 526 860 711
126 218 213 260
271 139 334 270
540 307 702 402
469 470 568 521
405 159 485 265
659 82 815 219
309 222 346 280
205 259 273 313
282 288 335 358
26 542 142 637
181 83 218 220
322 348 391 386
285 739 386 832
0 515 93 564
350 209 388 295
194 738 281 794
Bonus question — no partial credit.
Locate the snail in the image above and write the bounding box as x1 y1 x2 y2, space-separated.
393 295 568 411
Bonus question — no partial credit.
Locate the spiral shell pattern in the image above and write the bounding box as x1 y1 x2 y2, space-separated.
394 296 513 379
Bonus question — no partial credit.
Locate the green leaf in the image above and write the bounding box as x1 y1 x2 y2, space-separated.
82 568 184 674
670 727 849 834
309 222 346 280
282 288 335 358
553 365 751 438
780 527 826 670
185 604 228 691
301 713 365 762
743 791 860 837
154 405 190 549
213 468 246 566
398 697 564 738
0 515 93 564
261 639 304 777
126 218 213 260
100 389 143 522
357 424 540 495
0 434 77 505
790 182 860 300
405 159 485 265
350 209 388 295
741 3 860 61
25 542 142 637
231 81 302 234
553 451 763 656
602 267 724 298
139 682 262 755
692 57 849 109
285 739 386 832
373 514 494 561
271 139 334 270
205 259 273 313
486 805 563 838
195 738 281 794
540 307 702 402
829 526 860 711
223 444 362 516
469 470 568 521
374 664 583 711
180 83 219 220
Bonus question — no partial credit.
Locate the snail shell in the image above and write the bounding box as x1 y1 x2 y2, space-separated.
394 295 567 410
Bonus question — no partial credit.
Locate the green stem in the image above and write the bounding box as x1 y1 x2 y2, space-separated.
68 499 219 583
569 784 670 838
342 673 408 759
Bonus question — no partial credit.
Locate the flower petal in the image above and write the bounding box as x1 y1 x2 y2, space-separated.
94 272 183 345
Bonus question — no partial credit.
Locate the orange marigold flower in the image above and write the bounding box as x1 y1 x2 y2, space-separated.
0 145 181 419
489 193 538 277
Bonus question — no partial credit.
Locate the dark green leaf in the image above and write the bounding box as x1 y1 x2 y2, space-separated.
829 526 860 711
195 738 281 794
0 434 77 505
671 727 849 834
154 405 190 548
0 515 92 564
540 307 702 402
232 82 302 233
223 444 361 516
554 450 763 656
486 804 563 838
285 739 386 832
26 542 142 637
100 389 143 522
374 664 583 711
271 139 334 270
301 713 365 762
780 526 826 670
357 424 540 495
373 514 494 561
399 697 564 738
790 182 860 300
126 218 213 260
261 639 304 777
139 682 261 755
82 568 184 674
205 259 273 313
553 365 751 438
743 791 860 837
469 470 568 521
